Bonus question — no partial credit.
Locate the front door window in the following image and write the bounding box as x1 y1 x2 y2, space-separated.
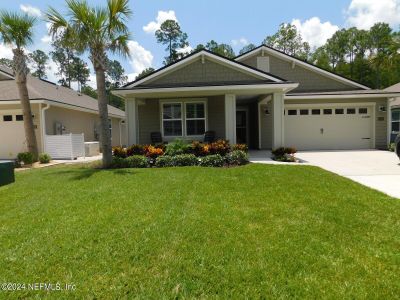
236 110 247 144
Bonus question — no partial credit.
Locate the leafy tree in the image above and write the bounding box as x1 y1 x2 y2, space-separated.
135 67 155 80
325 29 348 71
311 46 331 70
50 32 76 87
29 49 49 79
155 20 188 65
70 56 90 92
0 57 13 69
0 11 39 159
81 85 97 99
46 0 132 168
204 40 235 58
263 23 310 59
105 59 127 110
239 43 257 55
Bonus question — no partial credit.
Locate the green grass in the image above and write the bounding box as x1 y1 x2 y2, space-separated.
0 164 399 299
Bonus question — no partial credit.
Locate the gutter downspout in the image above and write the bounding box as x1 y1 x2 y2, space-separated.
41 103 50 153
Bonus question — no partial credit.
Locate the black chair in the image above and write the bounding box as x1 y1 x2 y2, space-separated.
150 132 163 144
203 131 216 143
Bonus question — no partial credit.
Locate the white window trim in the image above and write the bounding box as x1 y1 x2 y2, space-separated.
160 98 208 140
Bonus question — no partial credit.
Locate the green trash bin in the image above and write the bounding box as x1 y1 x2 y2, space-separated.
0 161 15 186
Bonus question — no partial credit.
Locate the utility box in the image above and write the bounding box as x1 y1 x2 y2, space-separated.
85 142 100 157
0 161 15 186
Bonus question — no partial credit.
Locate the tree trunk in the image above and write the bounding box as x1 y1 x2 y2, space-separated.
13 49 39 160
91 51 112 168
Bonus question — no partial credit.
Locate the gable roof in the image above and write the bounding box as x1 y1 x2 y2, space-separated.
0 65 125 118
235 45 371 90
385 83 400 107
122 49 289 89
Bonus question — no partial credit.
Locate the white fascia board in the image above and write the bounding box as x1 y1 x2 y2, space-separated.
0 99 125 119
236 46 370 90
114 83 299 97
285 93 400 100
125 51 282 89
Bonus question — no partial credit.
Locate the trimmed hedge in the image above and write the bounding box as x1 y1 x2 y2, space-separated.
112 156 148 168
199 154 225 167
17 152 35 165
225 150 249 166
155 154 198 167
39 153 51 164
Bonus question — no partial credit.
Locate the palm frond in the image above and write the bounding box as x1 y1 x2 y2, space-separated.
0 11 36 48
109 33 131 58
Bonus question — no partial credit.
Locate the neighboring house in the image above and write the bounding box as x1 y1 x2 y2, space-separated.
113 45 400 151
384 83 400 142
0 65 126 159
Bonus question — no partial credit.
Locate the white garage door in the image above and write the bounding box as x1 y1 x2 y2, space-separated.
285 105 374 150
0 112 27 159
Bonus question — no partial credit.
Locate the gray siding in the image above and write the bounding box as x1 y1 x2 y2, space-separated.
208 96 225 139
140 57 265 87
138 99 160 144
241 54 358 92
285 98 388 149
260 102 273 149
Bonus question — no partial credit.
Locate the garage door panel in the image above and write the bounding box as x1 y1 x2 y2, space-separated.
285 105 373 150
0 112 27 159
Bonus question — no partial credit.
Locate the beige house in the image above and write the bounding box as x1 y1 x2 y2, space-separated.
0 66 126 159
384 83 400 142
114 46 400 151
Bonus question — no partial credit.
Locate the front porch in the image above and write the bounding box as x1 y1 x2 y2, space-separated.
124 92 288 150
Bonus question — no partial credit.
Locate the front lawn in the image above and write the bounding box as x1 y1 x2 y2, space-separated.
0 164 399 298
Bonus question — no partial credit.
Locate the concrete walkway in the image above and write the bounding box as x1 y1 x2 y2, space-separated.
249 150 400 198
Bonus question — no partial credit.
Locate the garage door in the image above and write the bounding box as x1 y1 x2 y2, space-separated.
0 112 27 159
285 105 374 150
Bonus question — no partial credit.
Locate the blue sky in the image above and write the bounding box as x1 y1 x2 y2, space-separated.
1 0 399 88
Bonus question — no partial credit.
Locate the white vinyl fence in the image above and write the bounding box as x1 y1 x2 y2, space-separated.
44 134 85 160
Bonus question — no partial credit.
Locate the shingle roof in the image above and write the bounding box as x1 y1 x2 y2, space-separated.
385 83 400 107
0 65 125 118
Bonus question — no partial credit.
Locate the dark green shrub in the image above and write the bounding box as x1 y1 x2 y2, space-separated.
125 155 148 168
225 150 249 166
155 155 174 167
199 154 225 167
111 156 129 168
173 154 198 166
113 146 127 158
39 153 51 164
126 144 144 156
165 139 190 156
17 152 35 165
232 144 248 152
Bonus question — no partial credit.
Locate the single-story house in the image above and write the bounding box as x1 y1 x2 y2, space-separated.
384 83 400 142
0 65 126 159
113 45 400 151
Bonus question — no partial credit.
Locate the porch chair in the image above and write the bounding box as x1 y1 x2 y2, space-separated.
203 131 216 143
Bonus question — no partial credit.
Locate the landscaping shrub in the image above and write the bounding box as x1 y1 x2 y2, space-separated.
126 144 144 156
155 154 198 167
39 153 51 164
144 145 164 159
165 139 190 156
190 141 205 156
208 140 231 156
388 143 395 152
17 152 35 165
272 147 297 162
225 150 249 166
199 154 225 167
125 155 149 168
113 146 127 158
232 144 248 152
111 156 129 168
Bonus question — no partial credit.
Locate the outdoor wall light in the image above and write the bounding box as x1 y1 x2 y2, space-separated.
265 109 270 115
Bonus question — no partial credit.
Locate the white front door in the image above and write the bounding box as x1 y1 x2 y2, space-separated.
284 105 374 150
0 111 27 159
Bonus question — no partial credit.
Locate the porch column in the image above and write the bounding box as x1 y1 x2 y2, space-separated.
125 98 138 145
272 92 285 149
225 94 236 144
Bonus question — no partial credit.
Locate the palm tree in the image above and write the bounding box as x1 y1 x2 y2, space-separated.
46 0 132 168
0 12 39 160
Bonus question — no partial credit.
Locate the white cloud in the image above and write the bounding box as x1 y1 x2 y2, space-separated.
143 10 177 34
127 40 153 73
20 4 42 17
41 35 52 43
176 45 193 54
291 17 339 48
346 0 400 29
0 43 14 60
231 38 249 47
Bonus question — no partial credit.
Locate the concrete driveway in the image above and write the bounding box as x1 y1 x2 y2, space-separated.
296 150 400 198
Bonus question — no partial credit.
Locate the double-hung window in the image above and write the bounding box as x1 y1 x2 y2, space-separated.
392 109 400 134
162 103 183 137
162 101 206 138
185 103 205 136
